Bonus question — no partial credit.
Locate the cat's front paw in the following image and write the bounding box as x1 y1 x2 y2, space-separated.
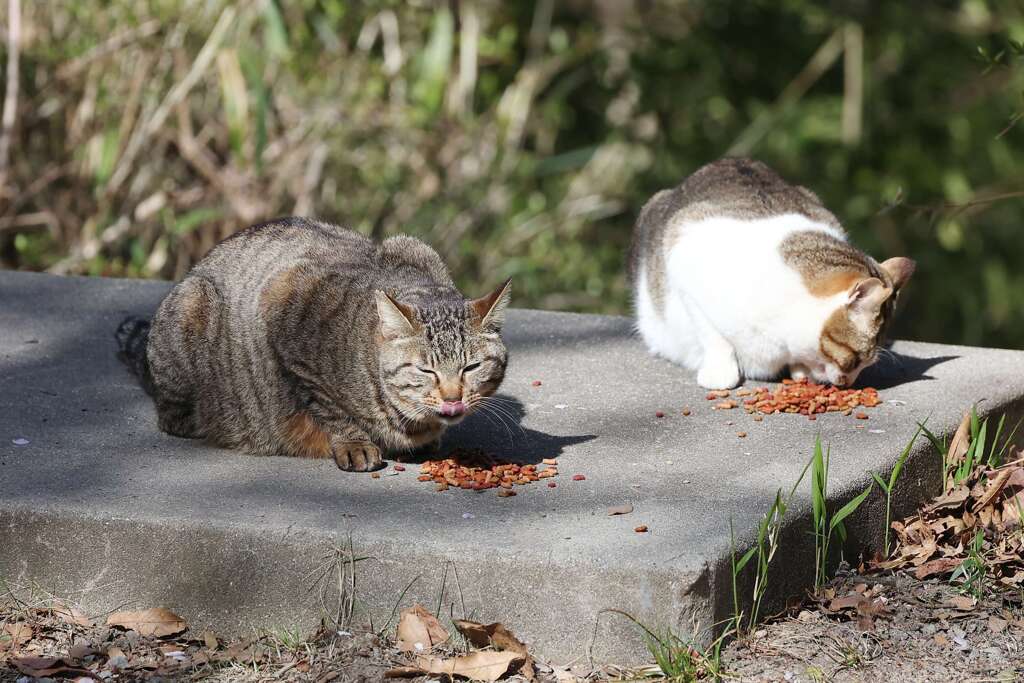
697 359 741 390
333 441 383 472
789 363 810 381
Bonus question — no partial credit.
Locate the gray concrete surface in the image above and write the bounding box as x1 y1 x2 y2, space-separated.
1 270 1023 663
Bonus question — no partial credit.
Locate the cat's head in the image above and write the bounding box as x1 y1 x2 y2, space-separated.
374 280 511 428
811 257 915 387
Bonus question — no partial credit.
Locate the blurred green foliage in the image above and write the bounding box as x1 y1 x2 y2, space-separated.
0 0 1021 347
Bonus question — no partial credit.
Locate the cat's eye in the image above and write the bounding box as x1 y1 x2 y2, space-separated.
462 362 482 374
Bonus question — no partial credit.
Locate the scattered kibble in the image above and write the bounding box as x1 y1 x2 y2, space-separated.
531 380 543 387
753 415 763 422
714 400 738 410
371 472 381 479
572 474 586 481
738 379 880 418
634 525 649 533
737 432 747 438
681 408 691 416
415 448 557 493
547 482 557 488
706 390 730 400
855 412 869 420
393 464 406 472
655 411 665 418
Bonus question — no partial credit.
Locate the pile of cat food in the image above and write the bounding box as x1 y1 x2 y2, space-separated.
708 378 881 420
415 447 560 496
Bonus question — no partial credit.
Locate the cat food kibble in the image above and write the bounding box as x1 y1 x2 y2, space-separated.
742 378 880 417
416 447 558 495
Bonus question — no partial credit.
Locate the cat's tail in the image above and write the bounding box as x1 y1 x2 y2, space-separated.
115 316 156 395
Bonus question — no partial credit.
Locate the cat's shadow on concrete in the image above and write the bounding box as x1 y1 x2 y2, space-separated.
856 350 959 390
403 394 595 466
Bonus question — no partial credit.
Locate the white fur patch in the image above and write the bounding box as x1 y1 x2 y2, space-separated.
635 213 850 387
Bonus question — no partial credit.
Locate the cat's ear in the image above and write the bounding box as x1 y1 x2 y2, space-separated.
470 279 512 333
846 277 891 315
879 257 916 290
374 290 419 340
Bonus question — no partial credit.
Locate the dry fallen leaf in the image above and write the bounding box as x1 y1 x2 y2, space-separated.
453 619 535 681
947 595 977 611
50 601 92 627
11 656 90 678
1 622 32 651
947 410 972 471
607 504 633 516
396 604 449 653
914 557 961 579
416 650 523 682
106 607 187 637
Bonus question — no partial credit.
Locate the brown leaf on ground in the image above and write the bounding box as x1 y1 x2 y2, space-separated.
947 595 977 610
415 650 523 682
914 557 962 579
106 608 187 637
453 619 535 681
49 601 92 627
974 467 1013 512
947 410 971 471
925 485 970 512
10 655 91 678
1 622 32 651
396 604 449 653
607 504 633 516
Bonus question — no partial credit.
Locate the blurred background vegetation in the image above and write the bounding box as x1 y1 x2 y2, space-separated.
0 0 1021 347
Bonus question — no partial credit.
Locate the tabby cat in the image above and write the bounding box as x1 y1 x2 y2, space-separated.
629 157 915 390
117 217 511 472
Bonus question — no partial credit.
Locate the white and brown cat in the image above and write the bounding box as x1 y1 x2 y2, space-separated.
629 157 914 390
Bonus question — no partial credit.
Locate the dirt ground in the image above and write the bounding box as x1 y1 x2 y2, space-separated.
2 567 1023 682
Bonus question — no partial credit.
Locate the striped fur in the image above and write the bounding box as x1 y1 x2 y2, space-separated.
118 217 510 471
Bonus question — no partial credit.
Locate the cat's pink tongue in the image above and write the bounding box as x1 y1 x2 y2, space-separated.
440 401 466 417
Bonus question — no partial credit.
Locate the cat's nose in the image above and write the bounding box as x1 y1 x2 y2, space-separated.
440 401 466 417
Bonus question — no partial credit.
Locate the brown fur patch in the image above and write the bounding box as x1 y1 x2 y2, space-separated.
260 267 300 317
282 413 332 458
820 309 864 372
180 285 210 337
805 269 863 298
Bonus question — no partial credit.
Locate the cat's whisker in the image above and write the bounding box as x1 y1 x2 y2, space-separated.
476 397 526 438
476 406 517 447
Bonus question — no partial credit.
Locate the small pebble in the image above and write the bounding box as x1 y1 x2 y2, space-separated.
462 513 474 519
681 408 691 416
12 438 29 446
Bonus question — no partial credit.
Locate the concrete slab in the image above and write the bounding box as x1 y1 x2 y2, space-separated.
1 270 1023 663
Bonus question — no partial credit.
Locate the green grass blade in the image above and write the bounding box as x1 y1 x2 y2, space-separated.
890 423 925 488
870 471 888 492
829 483 874 533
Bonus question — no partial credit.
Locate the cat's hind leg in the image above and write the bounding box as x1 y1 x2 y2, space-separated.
681 296 741 389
